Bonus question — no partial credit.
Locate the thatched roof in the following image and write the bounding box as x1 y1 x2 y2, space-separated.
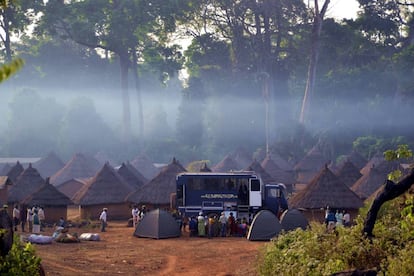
50 152 101 186
6 161 24 182
294 145 330 184
245 160 274 184
266 152 294 171
130 153 160 180
0 176 12 190
22 178 73 206
126 157 186 205
335 159 363 187
199 162 212 172
212 154 241 172
351 165 388 200
73 163 135 206
289 166 363 210
8 164 46 203
56 178 89 200
33 151 65 179
261 155 296 186
117 162 148 189
231 147 253 169
346 150 367 170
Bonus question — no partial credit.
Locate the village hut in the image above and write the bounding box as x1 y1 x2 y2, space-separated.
266 152 294 172
0 176 13 206
199 162 212 172
185 160 212 172
130 153 160 180
280 208 309 231
6 161 24 183
21 178 73 224
294 145 330 185
289 165 363 223
261 154 295 193
212 154 241 172
94 151 117 167
245 160 274 184
33 151 65 179
232 147 253 169
247 210 283 241
335 159 363 188
72 163 135 220
345 150 367 170
359 152 400 176
133 208 181 239
7 163 45 205
50 152 101 186
56 178 90 200
351 165 388 200
126 157 186 209
117 162 148 190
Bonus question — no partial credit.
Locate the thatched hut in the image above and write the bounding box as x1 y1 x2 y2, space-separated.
335 159 363 188
345 150 367 170
232 147 253 169
245 160 274 184
0 176 12 206
33 151 65 179
130 153 160 180
21 178 73 223
199 162 212 172
50 152 101 186
117 162 148 189
73 163 135 220
289 165 363 223
56 178 89 200
261 155 295 193
351 165 388 200
6 161 24 183
265 152 294 172
7 164 45 205
294 145 330 185
126 157 186 209
212 154 241 172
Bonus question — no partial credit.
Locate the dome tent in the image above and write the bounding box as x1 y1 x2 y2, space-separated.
133 208 181 239
247 210 282 241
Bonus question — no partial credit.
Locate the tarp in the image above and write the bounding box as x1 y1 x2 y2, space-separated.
280 208 309 231
133 209 181 239
247 210 282 241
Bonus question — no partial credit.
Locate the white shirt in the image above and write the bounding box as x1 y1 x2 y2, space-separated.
13 207 20 218
99 210 107 222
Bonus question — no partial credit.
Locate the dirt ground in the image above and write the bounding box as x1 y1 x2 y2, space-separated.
29 221 266 276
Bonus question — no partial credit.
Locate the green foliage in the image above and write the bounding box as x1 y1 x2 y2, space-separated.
384 144 413 181
0 235 42 275
0 58 24 82
257 191 414 275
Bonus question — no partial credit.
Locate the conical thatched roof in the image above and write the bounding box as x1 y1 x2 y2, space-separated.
8 163 46 203
50 153 101 186
56 178 89 200
185 161 212 172
130 153 160 180
245 160 274 184
22 178 73 206
212 154 241 172
199 162 212 172
94 151 116 166
360 152 385 175
7 161 24 182
261 155 296 186
346 150 367 170
351 165 388 200
33 151 65 179
73 163 135 205
232 147 253 169
126 157 186 205
267 152 294 171
294 145 330 184
335 159 363 187
117 162 147 189
289 166 363 210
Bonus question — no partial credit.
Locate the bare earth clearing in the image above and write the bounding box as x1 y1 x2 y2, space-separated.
31 221 266 276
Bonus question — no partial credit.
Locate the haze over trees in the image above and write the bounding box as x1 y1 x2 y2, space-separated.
0 0 414 164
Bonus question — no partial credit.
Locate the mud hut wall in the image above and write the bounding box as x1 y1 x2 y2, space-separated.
79 203 131 220
0 188 7 206
43 206 68 224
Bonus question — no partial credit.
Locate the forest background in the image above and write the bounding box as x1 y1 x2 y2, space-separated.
1 0 414 166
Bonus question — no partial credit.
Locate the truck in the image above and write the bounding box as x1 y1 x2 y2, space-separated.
175 171 288 221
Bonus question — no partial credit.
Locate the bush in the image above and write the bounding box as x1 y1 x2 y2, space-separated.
0 234 42 275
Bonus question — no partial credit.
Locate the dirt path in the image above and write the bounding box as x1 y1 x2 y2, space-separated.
31 221 266 276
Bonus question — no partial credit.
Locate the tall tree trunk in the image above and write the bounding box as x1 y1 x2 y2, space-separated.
299 0 330 125
119 53 131 142
131 51 144 141
2 6 13 62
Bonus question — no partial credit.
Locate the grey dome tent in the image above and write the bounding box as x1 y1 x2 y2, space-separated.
247 210 282 241
133 209 181 239
280 209 309 231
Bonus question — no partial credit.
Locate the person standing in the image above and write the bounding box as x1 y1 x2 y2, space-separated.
99 208 107 232
12 205 20 231
32 209 40 234
20 205 26 232
197 212 205 237
27 207 33 232
38 206 45 231
219 212 227 237
343 210 351 227
335 209 343 227
131 205 139 228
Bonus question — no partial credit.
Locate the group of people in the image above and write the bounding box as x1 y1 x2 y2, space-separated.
11 204 45 234
187 211 249 238
325 207 351 232
131 205 147 228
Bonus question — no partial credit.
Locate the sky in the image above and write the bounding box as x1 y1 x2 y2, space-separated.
324 0 360 19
